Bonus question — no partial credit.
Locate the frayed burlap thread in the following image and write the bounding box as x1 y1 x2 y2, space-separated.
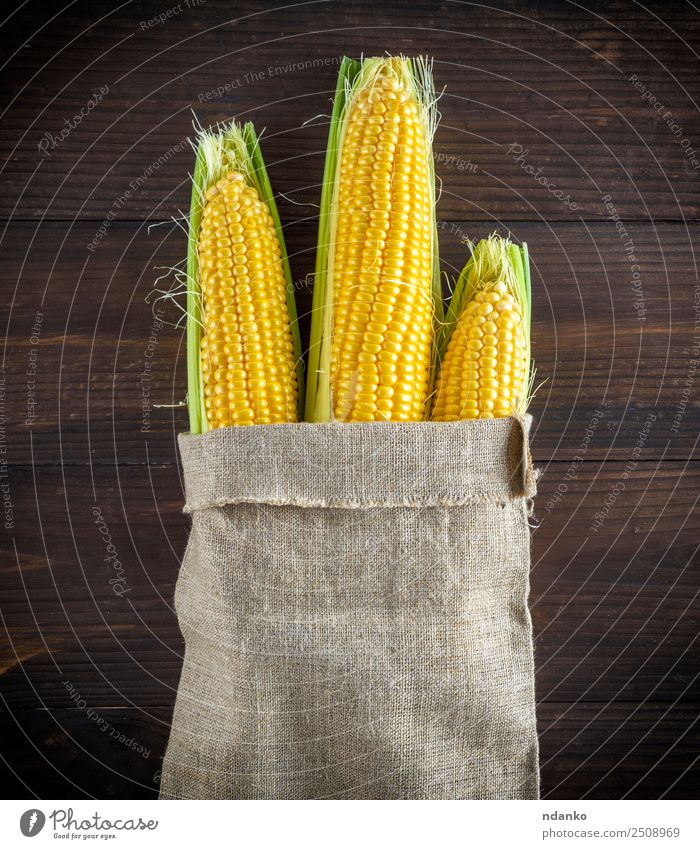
160 416 539 799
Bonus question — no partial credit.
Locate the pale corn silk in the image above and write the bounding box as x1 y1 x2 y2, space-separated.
160 417 539 800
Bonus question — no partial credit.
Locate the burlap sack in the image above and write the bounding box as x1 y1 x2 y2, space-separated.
160 416 539 800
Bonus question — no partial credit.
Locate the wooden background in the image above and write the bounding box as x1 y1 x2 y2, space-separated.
1 0 698 799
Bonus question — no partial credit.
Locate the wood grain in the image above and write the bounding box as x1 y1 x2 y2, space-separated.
538 701 699 800
1 1 699 220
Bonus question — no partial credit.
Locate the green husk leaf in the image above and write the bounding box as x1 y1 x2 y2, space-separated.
436 250 476 363
305 56 360 423
305 55 442 423
186 119 303 432
186 141 208 435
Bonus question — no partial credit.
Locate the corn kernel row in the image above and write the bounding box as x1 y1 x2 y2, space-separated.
430 280 528 420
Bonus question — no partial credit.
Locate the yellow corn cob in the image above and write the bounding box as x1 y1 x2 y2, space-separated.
187 121 302 433
431 237 531 421
331 60 434 422
198 173 297 428
306 57 440 423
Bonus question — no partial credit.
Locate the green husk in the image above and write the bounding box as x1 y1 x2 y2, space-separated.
436 234 533 414
304 55 443 423
186 141 208 435
304 57 360 423
186 120 304 434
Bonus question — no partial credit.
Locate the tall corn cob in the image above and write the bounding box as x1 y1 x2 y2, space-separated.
431 235 531 420
305 56 442 422
186 121 303 433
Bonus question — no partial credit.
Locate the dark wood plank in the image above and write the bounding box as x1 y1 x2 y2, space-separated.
538 701 699 800
1 0 699 220
533 460 700 704
0 707 170 799
2 220 698 464
0 461 697 710
1 702 696 799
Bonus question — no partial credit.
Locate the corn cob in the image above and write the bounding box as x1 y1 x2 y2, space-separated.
305 56 442 422
186 121 303 433
431 235 531 420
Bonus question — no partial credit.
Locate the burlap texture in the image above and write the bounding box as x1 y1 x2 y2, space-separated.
160 416 539 799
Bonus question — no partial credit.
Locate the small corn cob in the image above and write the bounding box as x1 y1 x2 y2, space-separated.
186 121 303 433
431 235 531 420
305 56 442 422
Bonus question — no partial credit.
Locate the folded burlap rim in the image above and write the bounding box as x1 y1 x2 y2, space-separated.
178 415 537 512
